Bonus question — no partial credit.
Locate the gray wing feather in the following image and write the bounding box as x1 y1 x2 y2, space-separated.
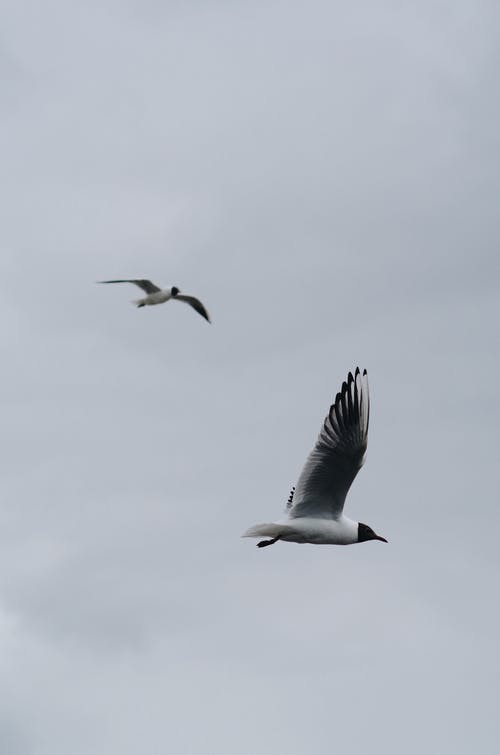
288 368 369 519
97 279 161 294
174 294 211 322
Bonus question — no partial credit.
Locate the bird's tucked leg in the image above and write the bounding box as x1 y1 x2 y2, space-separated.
257 536 280 548
136 303 146 308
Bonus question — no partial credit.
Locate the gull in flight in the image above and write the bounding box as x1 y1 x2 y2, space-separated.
243 368 387 548
97 279 211 322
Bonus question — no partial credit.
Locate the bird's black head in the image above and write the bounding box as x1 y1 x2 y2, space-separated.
171 286 180 296
358 522 388 544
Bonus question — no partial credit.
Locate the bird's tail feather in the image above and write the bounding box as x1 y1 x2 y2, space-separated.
242 523 291 539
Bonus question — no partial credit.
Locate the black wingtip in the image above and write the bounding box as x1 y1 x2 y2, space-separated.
333 395 343 427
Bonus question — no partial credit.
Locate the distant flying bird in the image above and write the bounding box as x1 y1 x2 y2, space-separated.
243 368 387 548
97 279 211 322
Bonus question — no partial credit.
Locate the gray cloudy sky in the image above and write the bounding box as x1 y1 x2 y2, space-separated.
1 1 499 753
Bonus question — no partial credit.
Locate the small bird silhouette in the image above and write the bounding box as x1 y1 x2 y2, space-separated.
97 279 211 322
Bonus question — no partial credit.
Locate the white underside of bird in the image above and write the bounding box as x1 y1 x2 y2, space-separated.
134 289 175 306
243 368 387 548
97 279 211 322
243 516 359 545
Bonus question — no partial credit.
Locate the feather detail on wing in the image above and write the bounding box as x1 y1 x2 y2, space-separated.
174 294 211 322
288 368 369 520
97 279 161 294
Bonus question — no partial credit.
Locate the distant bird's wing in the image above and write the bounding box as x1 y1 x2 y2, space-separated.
97 279 161 294
174 294 211 322
288 368 369 520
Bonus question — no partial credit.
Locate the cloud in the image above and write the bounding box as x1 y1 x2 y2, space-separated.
0 0 498 753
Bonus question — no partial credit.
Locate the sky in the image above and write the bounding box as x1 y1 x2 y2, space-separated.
1 1 499 753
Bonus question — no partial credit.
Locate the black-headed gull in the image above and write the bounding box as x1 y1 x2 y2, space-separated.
243 368 387 548
97 279 211 322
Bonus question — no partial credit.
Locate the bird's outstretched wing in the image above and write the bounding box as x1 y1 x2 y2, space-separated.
97 279 161 294
174 294 211 322
288 368 369 520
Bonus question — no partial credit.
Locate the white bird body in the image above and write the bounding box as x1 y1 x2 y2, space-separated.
134 288 175 307
244 515 359 545
243 368 387 548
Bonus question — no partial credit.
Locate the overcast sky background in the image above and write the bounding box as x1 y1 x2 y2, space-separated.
1 1 499 753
